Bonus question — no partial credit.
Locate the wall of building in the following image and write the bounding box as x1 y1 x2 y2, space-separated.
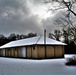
1 47 25 58
37 45 45 59
26 46 32 58
55 46 64 58
37 45 64 59
0 45 64 59
26 45 38 58
31 45 38 58
0 49 2 56
46 46 54 58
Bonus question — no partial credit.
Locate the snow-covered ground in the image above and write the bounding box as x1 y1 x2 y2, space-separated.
0 55 76 75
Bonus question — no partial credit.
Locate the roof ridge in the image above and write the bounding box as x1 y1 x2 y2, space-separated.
35 36 42 44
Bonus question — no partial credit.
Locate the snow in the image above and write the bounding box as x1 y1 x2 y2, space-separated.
0 36 40 49
0 55 76 75
65 54 76 58
37 36 66 45
0 36 66 49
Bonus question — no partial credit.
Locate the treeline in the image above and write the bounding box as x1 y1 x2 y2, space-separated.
0 33 37 46
0 28 76 54
49 27 76 54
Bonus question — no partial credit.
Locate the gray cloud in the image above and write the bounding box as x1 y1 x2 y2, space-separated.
41 16 58 35
0 0 65 36
0 0 43 36
0 10 42 36
0 0 30 15
30 0 44 5
0 0 21 8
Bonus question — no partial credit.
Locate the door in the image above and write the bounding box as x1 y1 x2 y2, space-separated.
22 47 26 57
3 49 5 56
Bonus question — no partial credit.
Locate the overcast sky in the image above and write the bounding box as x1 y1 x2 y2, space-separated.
0 0 63 36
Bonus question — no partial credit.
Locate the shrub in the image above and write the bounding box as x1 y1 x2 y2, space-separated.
65 56 76 66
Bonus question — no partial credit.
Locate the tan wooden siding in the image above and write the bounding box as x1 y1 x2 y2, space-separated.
0 45 64 59
5 49 9 57
46 46 54 58
17 48 22 57
62 46 64 54
12 47 22 57
55 46 63 57
32 46 37 58
27 46 32 58
5 48 11 57
37 46 45 58
10 49 12 57
8 50 10 56
14 50 17 57
0 49 2 56
8 50 10 57
5 47 23 57
11 48 14 57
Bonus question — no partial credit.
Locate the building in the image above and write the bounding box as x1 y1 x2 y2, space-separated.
0 36 66 59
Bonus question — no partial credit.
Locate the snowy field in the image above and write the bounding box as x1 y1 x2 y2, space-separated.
0 55 76 75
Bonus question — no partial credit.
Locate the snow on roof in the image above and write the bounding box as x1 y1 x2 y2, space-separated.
0 36 66 49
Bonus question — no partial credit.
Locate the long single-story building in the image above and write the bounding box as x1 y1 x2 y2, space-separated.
0 36 66 59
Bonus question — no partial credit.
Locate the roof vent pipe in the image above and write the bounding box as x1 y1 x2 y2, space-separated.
44 29 46 44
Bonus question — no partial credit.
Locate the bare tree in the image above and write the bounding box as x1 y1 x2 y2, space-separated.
44 0 76 44
49 29 62 41
44 0 76 16
44 0 76 28
27 33 37 38
45 0 76 54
